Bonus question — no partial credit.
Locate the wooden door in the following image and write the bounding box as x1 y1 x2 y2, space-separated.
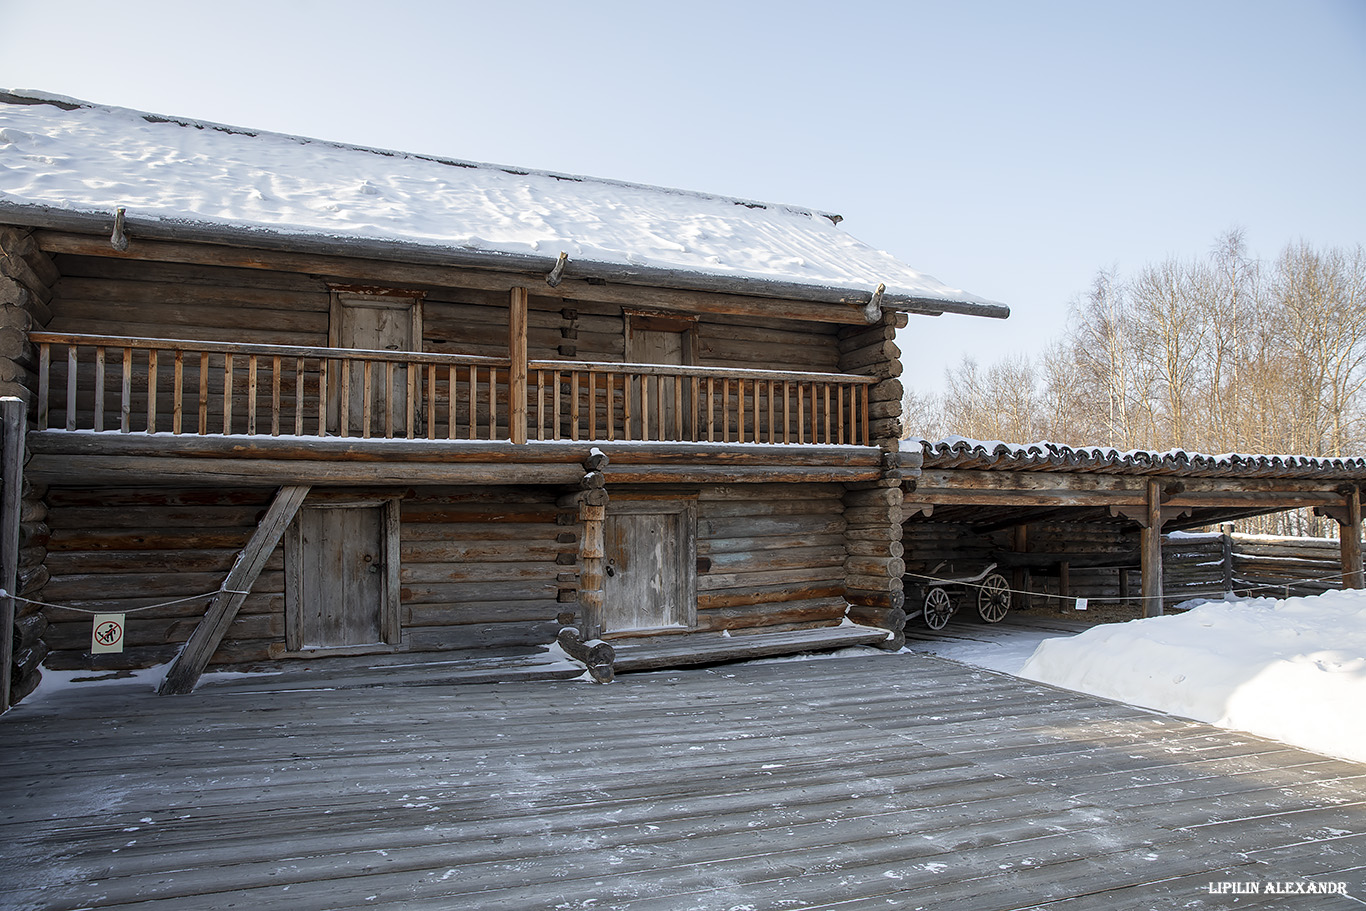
330 294 420 436
625 315 693 440
286 502 400 651
601 500 697 634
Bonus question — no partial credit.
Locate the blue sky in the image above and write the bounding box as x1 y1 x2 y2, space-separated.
2 0 1362 394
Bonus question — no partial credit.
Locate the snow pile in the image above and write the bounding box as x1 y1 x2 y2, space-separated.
0 91 996 308
1020 590 1366 763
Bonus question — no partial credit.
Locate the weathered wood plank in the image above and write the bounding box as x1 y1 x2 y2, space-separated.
158 485 309 694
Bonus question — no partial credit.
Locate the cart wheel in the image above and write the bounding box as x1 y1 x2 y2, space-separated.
977 573 1011 623
924 587 953 630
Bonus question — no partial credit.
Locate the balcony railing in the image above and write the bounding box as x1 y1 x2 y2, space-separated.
32 334 875 446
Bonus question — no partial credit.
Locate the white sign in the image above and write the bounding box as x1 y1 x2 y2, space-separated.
1074 598 1089 611
92 613 125 653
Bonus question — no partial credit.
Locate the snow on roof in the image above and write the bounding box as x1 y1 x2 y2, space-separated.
917 437 1366 478
0 90 1006 317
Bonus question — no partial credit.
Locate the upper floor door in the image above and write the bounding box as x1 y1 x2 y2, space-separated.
329 290 423 436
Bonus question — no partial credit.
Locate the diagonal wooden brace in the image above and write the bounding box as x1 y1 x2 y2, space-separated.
159 485 310 695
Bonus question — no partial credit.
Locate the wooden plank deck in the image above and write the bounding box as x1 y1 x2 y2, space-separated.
2 651 1365 910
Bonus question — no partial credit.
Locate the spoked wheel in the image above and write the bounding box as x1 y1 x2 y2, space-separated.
924 586 954 630
977 573 1011 623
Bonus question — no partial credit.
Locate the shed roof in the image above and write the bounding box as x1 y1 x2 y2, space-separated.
918 438 1366 481
0 90 1006 319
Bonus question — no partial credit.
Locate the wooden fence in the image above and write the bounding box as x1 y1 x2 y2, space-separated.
33 334 875 446
1164 532 1349 605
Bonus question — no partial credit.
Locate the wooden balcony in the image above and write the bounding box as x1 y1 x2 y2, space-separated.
32 333 876 448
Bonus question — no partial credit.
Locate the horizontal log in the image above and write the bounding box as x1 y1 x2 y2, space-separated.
698 566 844 592
697 583 844 610
403 620 560 652
400 580 560 603
400 562 560 584
404 600 562 626
33 231 932 325
699 533 846 555
695 598 847 631
704 546 846 574
607 466 882 484
699 515 846 538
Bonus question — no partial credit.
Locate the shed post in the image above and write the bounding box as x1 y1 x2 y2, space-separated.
508 286 529 444
1341 487 1364 590
0 397 24 711
1141 479 1164 618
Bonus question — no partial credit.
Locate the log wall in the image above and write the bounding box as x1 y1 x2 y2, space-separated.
1 227 58 702
40 485 573 671
695 484 850 634
838 313 908 646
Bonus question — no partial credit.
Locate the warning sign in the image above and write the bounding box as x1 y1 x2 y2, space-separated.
92 613 125 654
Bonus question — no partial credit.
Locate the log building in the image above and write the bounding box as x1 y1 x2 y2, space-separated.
0 91 1006 704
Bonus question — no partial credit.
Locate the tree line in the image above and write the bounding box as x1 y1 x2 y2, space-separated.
904 231 1366 535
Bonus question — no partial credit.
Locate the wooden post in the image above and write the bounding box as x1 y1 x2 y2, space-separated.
1141 479 1164 618
159 485 310 695
509 287 528 444
0 397 24 711
1341 487 1364 590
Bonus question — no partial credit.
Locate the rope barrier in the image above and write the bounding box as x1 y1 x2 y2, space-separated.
902 568 1357 606
0 588 253 615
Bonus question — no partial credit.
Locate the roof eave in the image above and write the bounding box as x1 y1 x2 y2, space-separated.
0 202 1010 320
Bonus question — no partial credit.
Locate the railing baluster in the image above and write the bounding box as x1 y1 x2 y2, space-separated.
736 378 745 444
674 375 683 442
294 357 305 436
589 370 598 441
860 383 869 445
655 374 665 441
639 374 650 441
468 366 478 440
317 358 328 438
337 357 350 437
489 367 498 441
706 376 714 443
767 380 776 444
362 360 374 439
271 355 281 437
199 352 209 435
382 361 394 439
571 369 580 441
173 351 184 435
552 370 562 441
623 373 633 442
781 380 790 444
447 365 458 440
146 348 158 434
837 383 846 445
65 345 78 432
426 363 436 440
407 363 418 440
606 373 616 441
37 343 50 430
121 348 132 433
535 369 545 441
94 347 106 432
823 384 831 444
722 378 730 443
222 353 233 435
691 376 699 441
245 354 256 436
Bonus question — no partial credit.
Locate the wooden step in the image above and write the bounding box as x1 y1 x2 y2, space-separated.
610 624 891 673
198 651 584 692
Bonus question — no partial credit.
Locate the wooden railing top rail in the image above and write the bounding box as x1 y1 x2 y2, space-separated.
530 359 877 384
30 333 513 368
33 335 878 385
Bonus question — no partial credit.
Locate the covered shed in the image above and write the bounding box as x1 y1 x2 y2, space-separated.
902 439 1366 624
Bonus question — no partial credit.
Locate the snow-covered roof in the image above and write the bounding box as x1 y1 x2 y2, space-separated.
918 437 1366 479
0 90 1007 318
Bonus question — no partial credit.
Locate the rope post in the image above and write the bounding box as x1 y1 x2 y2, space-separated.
1 396 26 712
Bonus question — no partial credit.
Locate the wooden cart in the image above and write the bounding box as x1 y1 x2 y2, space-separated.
907 562 1012 630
